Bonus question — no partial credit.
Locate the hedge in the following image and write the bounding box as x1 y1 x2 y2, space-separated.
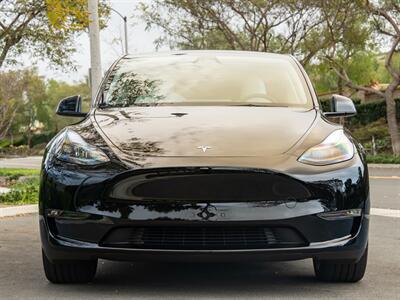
6 131 56 147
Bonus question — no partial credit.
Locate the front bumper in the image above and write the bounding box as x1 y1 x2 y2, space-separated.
40 214 369 263
39 162 369 263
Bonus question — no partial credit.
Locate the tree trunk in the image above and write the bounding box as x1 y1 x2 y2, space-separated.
27 129 33 149
338 76 344 95
385 82 400 156
0 41 11 70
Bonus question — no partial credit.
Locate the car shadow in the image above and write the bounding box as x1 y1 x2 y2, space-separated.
88 260 322 296
41 259 363 298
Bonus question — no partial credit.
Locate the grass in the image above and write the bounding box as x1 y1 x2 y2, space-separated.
0 168 39 179
366 154 400 164
0 168 39 205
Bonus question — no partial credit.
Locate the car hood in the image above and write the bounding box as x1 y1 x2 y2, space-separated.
94 106 316 164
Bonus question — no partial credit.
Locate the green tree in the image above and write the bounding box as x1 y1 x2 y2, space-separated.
0 70 27 139
14 70 48 148
368 0 400 155
0 68 48 143
309 51 380 95
139 0 326 65
0 68 89 146
375 53 399 83
308 0 376 94
0 0 109 69
138 0 377 74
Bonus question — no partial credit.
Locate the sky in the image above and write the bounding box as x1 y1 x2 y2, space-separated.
32 0 168 83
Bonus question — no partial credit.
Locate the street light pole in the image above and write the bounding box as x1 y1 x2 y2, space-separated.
110 7 128 55
88 0 102 103
124 16 128 55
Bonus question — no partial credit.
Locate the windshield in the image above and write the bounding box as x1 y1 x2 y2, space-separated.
102 54 313 108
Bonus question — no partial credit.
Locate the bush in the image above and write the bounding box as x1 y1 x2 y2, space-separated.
352 118 389 141
0 169 40 204
0 176 39 204
0 140 11 148
0 145 41 158
13 131 56 147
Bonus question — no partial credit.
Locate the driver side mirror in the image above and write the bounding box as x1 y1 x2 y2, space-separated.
56 95 87 117
323 94 357 117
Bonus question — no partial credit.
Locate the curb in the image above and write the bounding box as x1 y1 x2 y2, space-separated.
0 204 38 218
371 208 400 218
368 163 400 169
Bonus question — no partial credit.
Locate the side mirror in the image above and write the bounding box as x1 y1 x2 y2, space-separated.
56 95 87 117
323 94 357 117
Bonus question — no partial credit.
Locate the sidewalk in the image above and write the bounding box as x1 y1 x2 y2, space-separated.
0 156 42 169
368 163 400 169
0 204 38 218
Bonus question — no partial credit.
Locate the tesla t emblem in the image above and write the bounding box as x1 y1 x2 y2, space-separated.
197 145 211 152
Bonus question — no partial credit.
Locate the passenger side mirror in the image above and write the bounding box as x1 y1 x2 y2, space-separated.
323 95 357 117
56 95 87 117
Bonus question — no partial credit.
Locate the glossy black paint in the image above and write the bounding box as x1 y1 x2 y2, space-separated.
39 134 369 262
56 95 87 117
323 94 357 117
39 51 369 264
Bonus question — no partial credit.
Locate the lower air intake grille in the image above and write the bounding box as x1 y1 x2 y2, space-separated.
101 226 307 250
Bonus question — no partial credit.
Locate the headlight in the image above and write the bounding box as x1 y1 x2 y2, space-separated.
298 130 354 165
55 129 110 165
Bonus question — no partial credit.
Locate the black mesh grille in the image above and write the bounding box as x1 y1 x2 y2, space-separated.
106 169 312 202
101 226 307 250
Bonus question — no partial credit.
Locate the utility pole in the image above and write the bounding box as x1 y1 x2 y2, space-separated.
88 0 102 103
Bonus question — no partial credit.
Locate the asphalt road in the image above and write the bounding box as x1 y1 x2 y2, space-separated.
0 213 399 299
0 158 399 299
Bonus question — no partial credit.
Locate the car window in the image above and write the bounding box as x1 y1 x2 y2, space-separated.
102 54 313 108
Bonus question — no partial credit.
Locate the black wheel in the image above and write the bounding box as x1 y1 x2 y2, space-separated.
42 250 97 284
313 245 368 282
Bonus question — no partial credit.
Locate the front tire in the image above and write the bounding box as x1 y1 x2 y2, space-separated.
313 245 368 282
42 250 97 284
